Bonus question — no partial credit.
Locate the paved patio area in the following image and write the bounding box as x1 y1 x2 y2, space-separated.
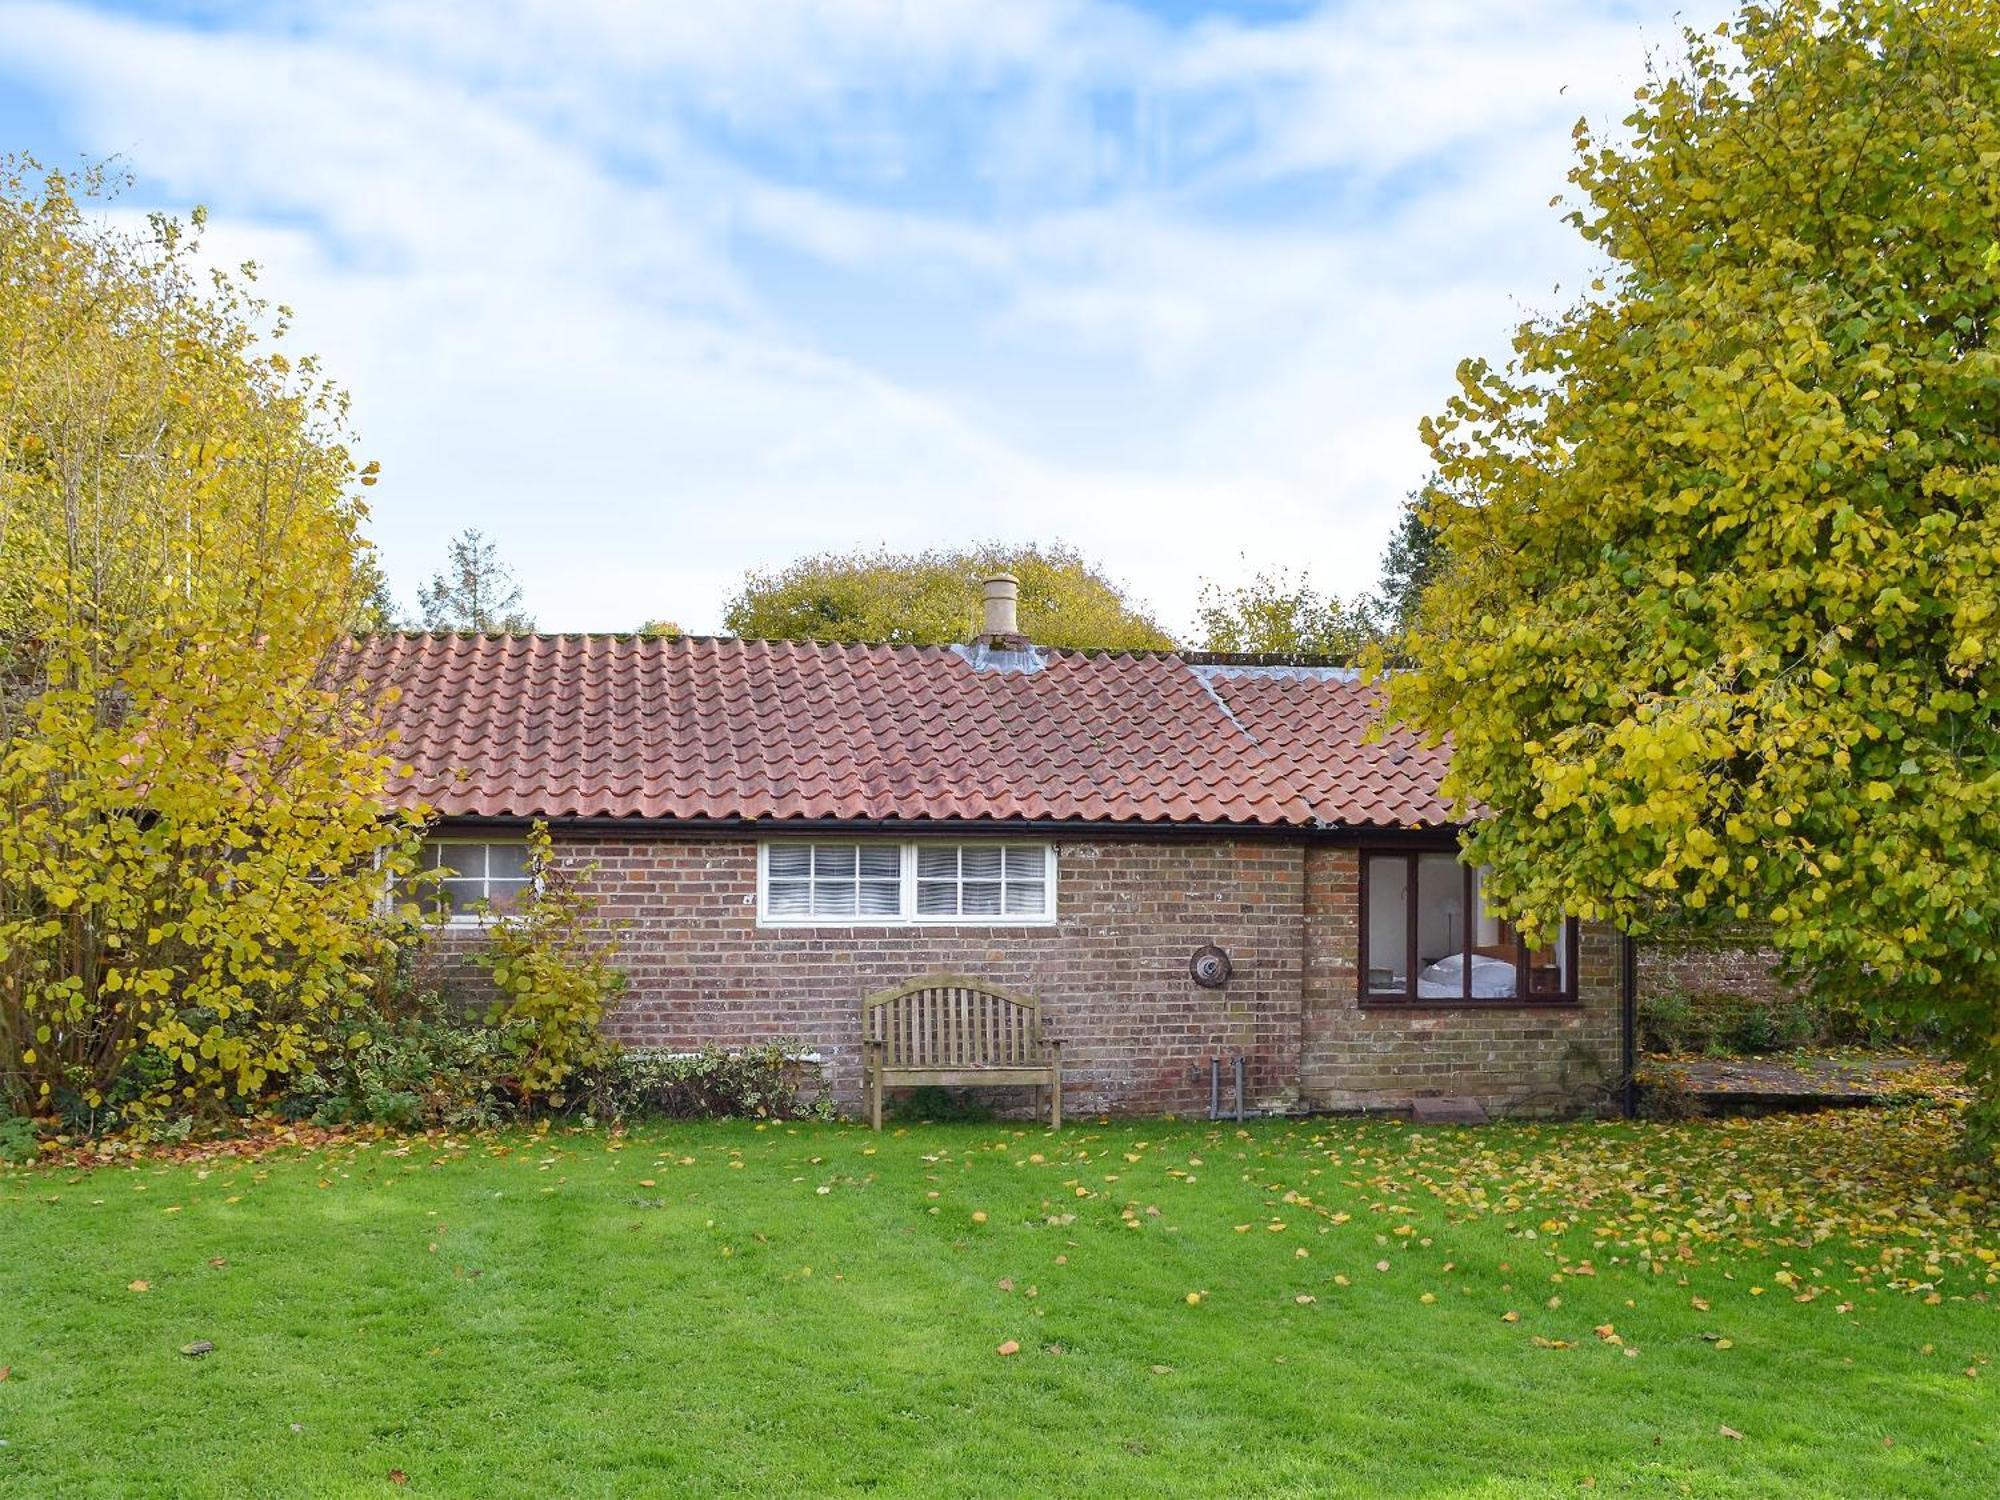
1646 1050 1965 1110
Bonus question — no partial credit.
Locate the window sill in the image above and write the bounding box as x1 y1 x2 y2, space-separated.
756 917 1059 930
1359 997 1582 1013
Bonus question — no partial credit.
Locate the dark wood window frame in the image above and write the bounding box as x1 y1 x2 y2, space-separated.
1357 849 1580 1008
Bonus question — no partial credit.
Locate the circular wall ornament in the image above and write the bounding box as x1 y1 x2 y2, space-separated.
1189 944 1233 989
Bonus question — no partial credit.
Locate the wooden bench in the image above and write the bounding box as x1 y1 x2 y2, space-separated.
861 974 1063 1130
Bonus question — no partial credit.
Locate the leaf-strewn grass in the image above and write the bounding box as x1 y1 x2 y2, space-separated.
1 1113 1994 1498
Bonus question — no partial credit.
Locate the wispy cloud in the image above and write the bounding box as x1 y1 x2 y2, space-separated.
0 0 1693 632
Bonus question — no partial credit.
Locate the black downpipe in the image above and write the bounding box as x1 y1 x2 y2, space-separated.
1619 935 1639 1119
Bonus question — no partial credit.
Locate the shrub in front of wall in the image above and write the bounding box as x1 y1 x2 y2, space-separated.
0 1112 39 1164
1637 990 1698 1055
1641 985 1942 1059
580 1043 830 1122
473 823 625 1106
282 992 515 1131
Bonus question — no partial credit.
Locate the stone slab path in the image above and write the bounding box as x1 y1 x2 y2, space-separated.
1648 1050 1963 1109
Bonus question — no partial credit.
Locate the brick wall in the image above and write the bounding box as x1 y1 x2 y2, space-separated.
1297 846 1624 1115
440 833 1308 1117
435 830 1631 1119
1636 923 1791 1004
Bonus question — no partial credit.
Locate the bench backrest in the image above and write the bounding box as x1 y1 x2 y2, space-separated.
862 975 1042 1068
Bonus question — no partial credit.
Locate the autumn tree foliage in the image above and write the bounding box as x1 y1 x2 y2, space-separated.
0 161 420 1120
1194 569 1373 659
347 548 404 633
1392 2 2000 1139
722 542 1175 651
1197 488 1444 660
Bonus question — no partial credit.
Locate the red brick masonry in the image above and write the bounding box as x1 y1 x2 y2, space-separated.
439 830 1625 1118
1636 924 1789 1004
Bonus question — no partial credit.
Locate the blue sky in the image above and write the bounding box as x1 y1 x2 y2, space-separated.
0 0 1694 633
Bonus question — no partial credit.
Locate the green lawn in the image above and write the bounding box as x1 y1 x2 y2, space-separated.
1 1114 1994 1498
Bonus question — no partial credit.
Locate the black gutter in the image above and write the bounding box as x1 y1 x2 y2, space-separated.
424 813 1469 846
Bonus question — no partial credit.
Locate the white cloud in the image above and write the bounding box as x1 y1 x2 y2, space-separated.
0 0 1690 634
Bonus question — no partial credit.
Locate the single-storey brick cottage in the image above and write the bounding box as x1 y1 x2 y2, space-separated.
351 577 1643 1120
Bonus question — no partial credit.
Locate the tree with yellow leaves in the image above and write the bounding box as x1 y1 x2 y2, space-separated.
1393 0 2000 1142
722 542 1175 651
0 160 421 1122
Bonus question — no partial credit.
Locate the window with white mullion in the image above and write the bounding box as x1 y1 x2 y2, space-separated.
915 843 1047 921
764 841 901 919
760 840 1054 925
1001 844 1049 916
421 839 533 923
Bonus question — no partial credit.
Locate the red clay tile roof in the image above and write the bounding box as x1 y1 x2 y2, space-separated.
340 634 1453 830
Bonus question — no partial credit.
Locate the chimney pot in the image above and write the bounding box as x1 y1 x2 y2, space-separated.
980 572 1021 642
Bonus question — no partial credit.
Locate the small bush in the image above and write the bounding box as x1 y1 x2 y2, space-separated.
0 1112 39 1164
1638 990 1698 1054
1640 986 1932 1057
270 928 511 1130
86 1045 179 1132
124 1112 196 1145
284 997 513 1131
581 1043 830 1121
474 823 625 1105
890 1085 998 1123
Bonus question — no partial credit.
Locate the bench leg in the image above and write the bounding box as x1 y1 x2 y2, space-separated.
1050 1059 1062 1129
870 1063 882 1132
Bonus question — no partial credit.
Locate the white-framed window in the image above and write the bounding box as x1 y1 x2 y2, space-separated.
765 842 904 920
757 840 1057 927
419 838 533 924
